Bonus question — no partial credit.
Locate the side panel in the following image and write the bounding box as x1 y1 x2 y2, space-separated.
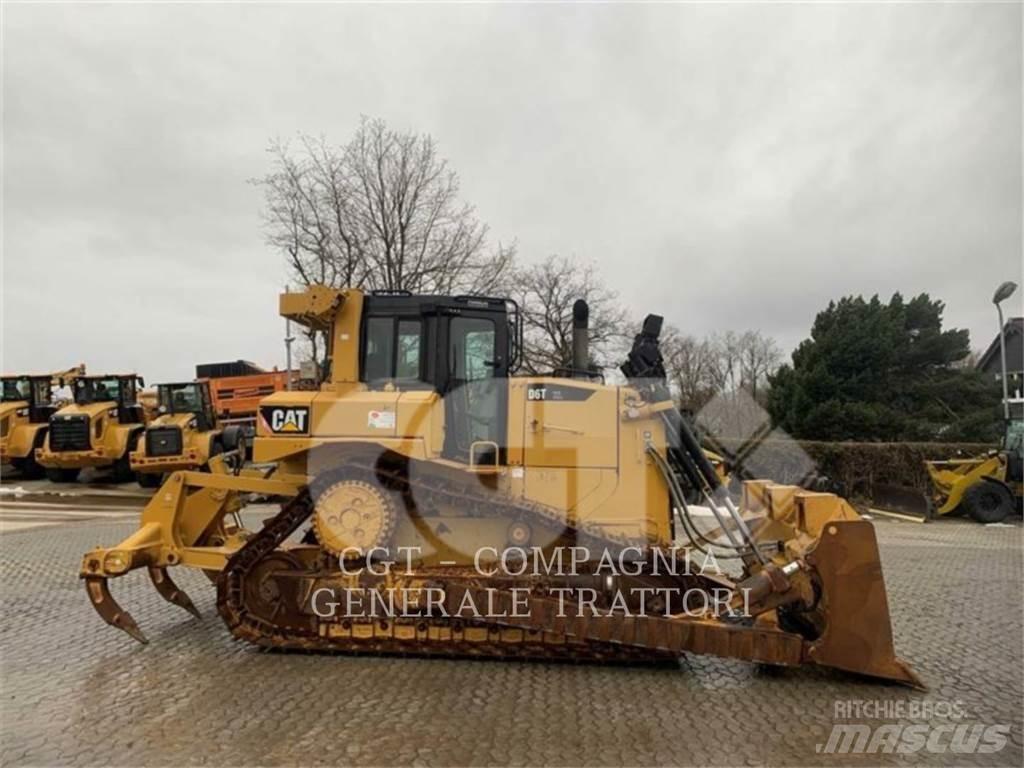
522 467 616 518
521 379 617 469
254 388 440 464
397 390 440 455
4 421 44 459
614 401 672 544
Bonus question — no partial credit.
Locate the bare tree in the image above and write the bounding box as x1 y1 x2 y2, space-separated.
693 330 782 438
513 256 629 375
658 327 782 439
257 119 516 360
704 330 780 401
659 327 719 412
736 330 781 401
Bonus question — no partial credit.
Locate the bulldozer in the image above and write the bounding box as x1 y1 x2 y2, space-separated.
925 405 1023 523
0 366 85 477
37 373 147 482
80 286 922 688
131 380 244 488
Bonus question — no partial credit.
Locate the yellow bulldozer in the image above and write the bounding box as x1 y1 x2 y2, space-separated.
0 367 85 477
36 373 148 482
131 380 246 488
80 286 921 688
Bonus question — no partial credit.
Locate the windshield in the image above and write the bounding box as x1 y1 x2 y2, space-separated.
159 383 202 414
0 377 30 403
75 377 121 405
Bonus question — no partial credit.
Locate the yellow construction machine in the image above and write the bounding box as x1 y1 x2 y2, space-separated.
2 367 76 477
80 286 921 687
131 380 245 487
925 408 1023 523
1 366 85 478
37 373 147 482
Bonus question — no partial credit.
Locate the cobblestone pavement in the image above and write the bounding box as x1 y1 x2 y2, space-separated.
0 478 149 532
0 502 1021 767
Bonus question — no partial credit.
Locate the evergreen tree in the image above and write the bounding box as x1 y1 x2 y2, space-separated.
768 294 1001 442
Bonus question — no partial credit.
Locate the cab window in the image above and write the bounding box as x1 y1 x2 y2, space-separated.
1 378 27 402
76 377 121 404
396 320 422 379
363 317 423 382
450 318 496 382
160 383 201 414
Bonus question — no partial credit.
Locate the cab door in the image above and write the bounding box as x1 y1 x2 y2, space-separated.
441 314 508 464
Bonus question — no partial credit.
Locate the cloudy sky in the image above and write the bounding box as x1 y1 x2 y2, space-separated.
3 2 1021 383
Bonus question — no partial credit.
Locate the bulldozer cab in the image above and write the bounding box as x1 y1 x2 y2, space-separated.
157 381 215 431
359 293 519 463
1 376 56 423
72 375 145 424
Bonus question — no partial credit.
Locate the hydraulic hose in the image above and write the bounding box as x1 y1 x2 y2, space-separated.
647 445 773 560
656 411 767 564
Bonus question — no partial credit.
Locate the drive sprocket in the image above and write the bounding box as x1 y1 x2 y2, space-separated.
312 479 397 556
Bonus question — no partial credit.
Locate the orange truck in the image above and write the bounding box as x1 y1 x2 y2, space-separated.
196 361 295 449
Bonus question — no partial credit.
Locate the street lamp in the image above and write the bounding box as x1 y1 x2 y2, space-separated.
992 280 1018 419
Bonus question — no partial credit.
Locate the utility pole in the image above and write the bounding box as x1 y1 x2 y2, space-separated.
284 284 295 391
992 281 1018 420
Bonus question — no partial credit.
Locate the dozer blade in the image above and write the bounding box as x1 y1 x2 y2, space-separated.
741 483 925 687
803 519 924 688
84 576 148 644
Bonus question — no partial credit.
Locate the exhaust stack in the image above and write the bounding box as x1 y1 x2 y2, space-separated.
572 299 589 377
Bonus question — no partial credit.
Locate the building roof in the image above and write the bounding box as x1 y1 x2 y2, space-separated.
977 316 1023 373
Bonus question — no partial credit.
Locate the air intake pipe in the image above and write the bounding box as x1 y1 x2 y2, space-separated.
571 299 589 378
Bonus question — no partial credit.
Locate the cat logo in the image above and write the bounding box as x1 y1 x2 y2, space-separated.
260 406 310 435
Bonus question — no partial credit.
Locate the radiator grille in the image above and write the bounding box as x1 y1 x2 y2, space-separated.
50 415 90 451
146 427 183 457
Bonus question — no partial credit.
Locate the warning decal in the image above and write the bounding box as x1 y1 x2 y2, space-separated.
368 410 396 429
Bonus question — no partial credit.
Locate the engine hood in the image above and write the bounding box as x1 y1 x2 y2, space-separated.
0 400 29 420
147 413 196 430
52 402 118 421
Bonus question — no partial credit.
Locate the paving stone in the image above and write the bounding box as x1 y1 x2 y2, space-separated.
0 515 1020 766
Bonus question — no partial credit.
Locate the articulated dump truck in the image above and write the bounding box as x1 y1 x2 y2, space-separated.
81 286 922 688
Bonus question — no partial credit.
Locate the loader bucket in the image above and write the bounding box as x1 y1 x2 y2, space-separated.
868 482 932 521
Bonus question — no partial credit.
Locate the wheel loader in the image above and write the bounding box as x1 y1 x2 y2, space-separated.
80 286 922 688
925 407 1023 523
37 374 147 482
0 368 82 478
131 380 245 488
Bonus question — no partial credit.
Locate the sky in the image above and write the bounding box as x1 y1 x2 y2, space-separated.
3 2 1022 383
